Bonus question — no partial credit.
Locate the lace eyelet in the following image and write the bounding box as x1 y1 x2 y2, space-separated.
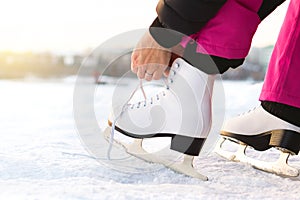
156 95 159 100
175 62 180 68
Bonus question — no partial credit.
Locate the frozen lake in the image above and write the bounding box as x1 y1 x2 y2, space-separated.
0 78 299 199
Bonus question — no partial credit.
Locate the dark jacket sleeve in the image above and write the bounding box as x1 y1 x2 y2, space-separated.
149 0 286 49
156 0 227 35
258 0 286 20
149 0 227 48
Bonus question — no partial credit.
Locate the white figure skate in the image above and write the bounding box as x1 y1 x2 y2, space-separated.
215 105 300 177
104 58 215 180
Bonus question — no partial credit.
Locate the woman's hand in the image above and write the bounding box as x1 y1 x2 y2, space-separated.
131 32 171 81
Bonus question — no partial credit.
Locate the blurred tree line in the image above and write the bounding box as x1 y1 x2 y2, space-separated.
0 52 80 79
93 45 274 83
0 45 273 81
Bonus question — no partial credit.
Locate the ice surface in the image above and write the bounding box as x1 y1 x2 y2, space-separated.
0 78 299 199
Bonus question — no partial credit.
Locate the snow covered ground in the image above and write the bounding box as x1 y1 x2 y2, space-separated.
0 78 300 200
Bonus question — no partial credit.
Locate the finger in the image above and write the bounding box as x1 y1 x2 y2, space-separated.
163 67 171 77
137 65 146 79
142 64 157 81
145 63 157 81
144 64 157 76
152 66 166 80
152 70 163 80
144 72 153 81
131 62 138 74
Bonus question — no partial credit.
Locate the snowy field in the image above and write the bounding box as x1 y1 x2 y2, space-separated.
1 78 300 200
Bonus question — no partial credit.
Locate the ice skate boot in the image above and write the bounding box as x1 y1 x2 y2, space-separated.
215 105 300 177
104 58 215 180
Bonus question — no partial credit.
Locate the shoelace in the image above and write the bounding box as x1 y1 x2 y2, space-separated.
107 79 147 159
106 77 171 160
238 106 259 116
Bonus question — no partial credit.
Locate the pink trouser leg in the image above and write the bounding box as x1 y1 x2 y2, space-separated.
259 0 300 108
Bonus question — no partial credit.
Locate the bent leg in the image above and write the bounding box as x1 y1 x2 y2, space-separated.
259 0 300 108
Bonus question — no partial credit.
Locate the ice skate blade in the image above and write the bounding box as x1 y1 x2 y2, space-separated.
247 152 299 177
103 127 167 163
166 155 208 180
215 137 250 162
127 141 208 180
102 127 208 180
214 137 237 161
214 136 299 177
